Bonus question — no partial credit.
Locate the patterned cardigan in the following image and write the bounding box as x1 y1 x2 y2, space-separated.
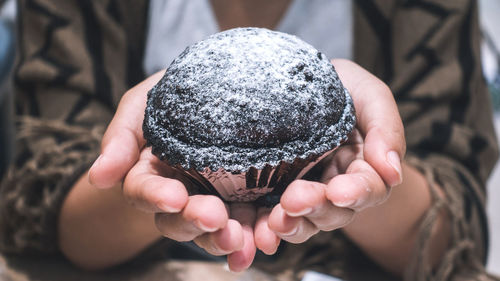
1 0 498 280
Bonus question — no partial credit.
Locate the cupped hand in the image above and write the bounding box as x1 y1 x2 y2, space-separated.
87 59 406 270
87 71 258 271
126 148 257 270
257 59 406 252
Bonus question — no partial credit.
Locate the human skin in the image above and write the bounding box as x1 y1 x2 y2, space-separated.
59 60 450 275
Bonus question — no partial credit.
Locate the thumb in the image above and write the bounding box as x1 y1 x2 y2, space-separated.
332 59 405 187
88 70 165 188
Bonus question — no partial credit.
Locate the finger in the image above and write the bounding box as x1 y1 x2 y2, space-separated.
326 159 390 211
315 130 363 183
280 180 354 231
254 208 280 255
331 129 364 171
268 204 318 244
155 195 228 241
332 59 405 188
280 180 326 216
123 149 189 213
194 219 244 256
227 203 257 272
88 70 165 188
319 143 362 183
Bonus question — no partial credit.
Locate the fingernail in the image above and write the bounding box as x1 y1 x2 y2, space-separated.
286 207 313 217
225 263 242 273
88 154 103 186
386 151 403 187
334 199 356 208
156 202 181 213
194 220 219 232
280 226 299 237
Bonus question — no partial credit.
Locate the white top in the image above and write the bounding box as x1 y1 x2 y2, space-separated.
143 0 352 76
0 0 17 21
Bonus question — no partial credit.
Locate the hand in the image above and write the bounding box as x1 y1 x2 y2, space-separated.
87 59 406 270
87 71 256 271
254 59 406 252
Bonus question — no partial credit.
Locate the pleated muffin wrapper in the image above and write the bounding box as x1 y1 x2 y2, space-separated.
168 148 337 207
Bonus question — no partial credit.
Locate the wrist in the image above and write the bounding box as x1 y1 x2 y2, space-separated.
59 173 162 270
341 162 450 275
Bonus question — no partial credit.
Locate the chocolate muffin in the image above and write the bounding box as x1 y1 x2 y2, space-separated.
143 27 356 206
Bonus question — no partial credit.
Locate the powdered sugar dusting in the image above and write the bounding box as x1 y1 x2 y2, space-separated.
143 27 356 172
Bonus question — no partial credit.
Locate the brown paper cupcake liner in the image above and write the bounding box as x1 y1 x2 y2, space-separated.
171 147 337 207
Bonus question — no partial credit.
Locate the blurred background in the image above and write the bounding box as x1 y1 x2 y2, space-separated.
0 0 499 279
481 0 500 275
0 0 14 179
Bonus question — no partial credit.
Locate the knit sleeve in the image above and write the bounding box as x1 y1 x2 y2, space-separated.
0 0 146 254
355 1 499 280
